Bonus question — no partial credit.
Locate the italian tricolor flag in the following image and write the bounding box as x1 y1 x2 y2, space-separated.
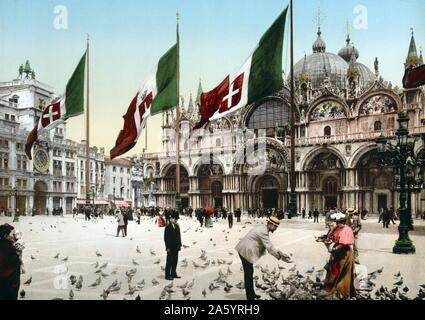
110 44 178 159
194 7 288 129
25 52 86 159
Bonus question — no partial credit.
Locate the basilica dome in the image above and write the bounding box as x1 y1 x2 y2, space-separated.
289 30 376 91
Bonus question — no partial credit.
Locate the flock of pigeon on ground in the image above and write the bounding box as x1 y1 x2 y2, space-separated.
14 216 425 300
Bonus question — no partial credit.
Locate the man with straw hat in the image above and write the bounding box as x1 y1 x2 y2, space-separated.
235 216 292 300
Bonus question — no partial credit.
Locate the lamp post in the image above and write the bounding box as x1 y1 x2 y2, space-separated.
375 112 424 254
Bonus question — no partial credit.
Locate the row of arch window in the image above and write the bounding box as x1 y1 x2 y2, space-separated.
323 121 383 137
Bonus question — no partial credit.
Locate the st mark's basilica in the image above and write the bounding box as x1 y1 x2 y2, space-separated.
137 28 425 216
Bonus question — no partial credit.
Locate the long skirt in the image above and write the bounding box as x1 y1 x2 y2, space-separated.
323 246 356 299
205 216 213 228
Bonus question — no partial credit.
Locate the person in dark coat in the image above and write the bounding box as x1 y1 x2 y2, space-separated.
164 213 182 280
123 211 129 236
0 224 22 300
228 211 234 229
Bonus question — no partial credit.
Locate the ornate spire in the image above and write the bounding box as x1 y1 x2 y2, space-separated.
195 78 203 107
187 93 194 114
300 53 311 82
420 47 424 65
406 28 420 68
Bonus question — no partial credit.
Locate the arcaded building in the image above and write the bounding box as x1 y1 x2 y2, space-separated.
139 29 425 216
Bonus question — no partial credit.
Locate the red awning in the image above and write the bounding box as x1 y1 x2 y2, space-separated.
111 200 130 207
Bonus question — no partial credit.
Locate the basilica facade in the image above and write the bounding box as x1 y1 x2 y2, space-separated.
139 29 425 216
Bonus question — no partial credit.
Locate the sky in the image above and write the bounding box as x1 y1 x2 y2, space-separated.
1 0 424 156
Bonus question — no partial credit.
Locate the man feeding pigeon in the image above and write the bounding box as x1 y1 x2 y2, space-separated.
0 224 22 300
164 212 182 280
235 216 292 300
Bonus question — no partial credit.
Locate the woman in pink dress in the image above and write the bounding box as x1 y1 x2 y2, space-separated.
319 212 356 299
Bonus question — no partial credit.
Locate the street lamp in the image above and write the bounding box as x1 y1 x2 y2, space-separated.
375 111 425 254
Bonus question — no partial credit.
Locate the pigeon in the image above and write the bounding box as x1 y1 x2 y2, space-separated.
306 267 315 274
132 259 139 266
62 256 69 262
137 279 146 288
228 251 234 256
161 266 165 271
94 269 102 274
20 289 25 298
182 288 191 297
108 282 121 293
402 286 409 293
101 271 109 277
89 277 101 287
235 281 245 290
394 271 401 278
54 253 59 259
394 278 404 286
224 282 233 293
398 292 409 300
126 285 137 295
92 261 99 268
75 276 83 290
30 255 36 260
96 250 102 257
100 262 108 269
135 294 141 300
152 278 159 286
69 289 74 300
153 259 160 264
24 276 32 285
182 245 189 249
109 279 118 288
69 275 77 286
111 268 118 275
209 282 220 291
100 289 109 300
377 267 384 274
150 249 156 256
136 246 141 253
187 279 195 290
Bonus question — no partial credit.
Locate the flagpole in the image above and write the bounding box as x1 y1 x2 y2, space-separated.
289 0 297 218
85 34 91 205
175 12 181 212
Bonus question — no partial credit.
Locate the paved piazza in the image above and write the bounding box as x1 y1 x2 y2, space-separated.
1 214 425 300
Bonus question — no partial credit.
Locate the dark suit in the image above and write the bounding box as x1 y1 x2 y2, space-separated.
164 222 182 278
0 240 21 300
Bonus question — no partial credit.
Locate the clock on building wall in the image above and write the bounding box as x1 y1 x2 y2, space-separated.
33 147 49 173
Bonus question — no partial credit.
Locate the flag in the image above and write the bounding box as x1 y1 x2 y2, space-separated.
25 52 86 159
194 6 288 129
110 44 178 159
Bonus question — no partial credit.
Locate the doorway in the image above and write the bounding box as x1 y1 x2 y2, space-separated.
378 194 388 210
263 189 278 209
181 197 189 209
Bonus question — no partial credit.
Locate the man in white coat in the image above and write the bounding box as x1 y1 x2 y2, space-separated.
235 216 292 300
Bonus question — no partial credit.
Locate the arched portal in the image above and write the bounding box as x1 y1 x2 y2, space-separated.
196 163 224 208
256 175 280 210
34 180 48 215
356 149 394 214
163 165 190 208
304 150 344 211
